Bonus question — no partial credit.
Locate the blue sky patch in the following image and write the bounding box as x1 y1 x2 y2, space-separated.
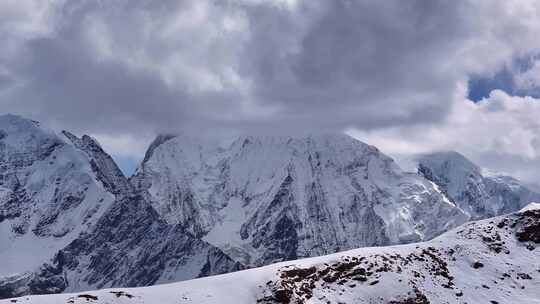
468 55 540 102
113 155 139 177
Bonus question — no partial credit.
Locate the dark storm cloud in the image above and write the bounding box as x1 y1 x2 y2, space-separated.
0 0 459 134
11 36 186 133
238 1 472 129
0 0 539 139
0 0 239 136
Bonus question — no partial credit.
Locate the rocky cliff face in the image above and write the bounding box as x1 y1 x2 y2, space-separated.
132 134 468 266
0 115 240 299
417 151 540 219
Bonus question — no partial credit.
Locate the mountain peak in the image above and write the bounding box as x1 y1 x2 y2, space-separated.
0 114 60 153
417 150 540 218
417 151 480 175
0 116 240 298
232 133 369 145
0 113 39 127
133 131 466 266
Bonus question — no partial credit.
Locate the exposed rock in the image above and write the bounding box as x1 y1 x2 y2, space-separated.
0 115 241 299
132 134 468 266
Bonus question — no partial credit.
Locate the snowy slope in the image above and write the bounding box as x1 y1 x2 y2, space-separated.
0 115 240 298
0 114 118 276
4 206 539 304
417 151 540 219
132 134 468 266
3 114 537 302
0 194 242 298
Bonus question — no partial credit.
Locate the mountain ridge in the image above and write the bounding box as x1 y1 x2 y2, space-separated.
3 205 538 304
131 133 468 266
1 114 538 299
416 151 540 219
0 115 241 299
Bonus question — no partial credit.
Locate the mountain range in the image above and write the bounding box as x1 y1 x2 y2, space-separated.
0 114 538 299
3 204 539 303
0 115 240 298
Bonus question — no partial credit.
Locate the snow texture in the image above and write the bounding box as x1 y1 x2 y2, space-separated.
131 134 469 266
417 151 540 219
0 115 240 298
2 114 538 301
3 208 539 304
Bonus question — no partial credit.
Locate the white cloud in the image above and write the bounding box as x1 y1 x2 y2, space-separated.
1 0 540 183
515 59 540 93
348 88 540 186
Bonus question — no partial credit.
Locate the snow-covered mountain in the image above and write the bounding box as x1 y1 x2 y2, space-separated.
4 204 538 304
3 114 537 301
131 134 468 266
0 115 240 298
0 114 119 276
417 151 540 219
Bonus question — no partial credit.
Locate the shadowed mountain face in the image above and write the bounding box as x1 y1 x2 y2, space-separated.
131 134 468 266
417 151 540 219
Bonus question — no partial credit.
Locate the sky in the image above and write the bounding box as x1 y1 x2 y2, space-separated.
0 0 540 187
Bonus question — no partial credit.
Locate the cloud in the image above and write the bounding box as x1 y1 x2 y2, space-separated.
349 88 540 187
514 59 540 96
0 0 540 183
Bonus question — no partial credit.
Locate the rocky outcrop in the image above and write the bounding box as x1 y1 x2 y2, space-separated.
259 208 540 304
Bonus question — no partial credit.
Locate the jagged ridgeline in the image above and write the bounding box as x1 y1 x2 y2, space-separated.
130 134 469 266
0 115 240 298
3 206 540 303
417 151 540 219
1 114 538 299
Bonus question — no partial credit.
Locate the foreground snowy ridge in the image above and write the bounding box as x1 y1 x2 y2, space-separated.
4 206 539 304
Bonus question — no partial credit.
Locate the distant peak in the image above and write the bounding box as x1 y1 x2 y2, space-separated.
0 113 30 121
417 150 480 173
0 113 41 130
232 133 368 146
0 114 61 152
